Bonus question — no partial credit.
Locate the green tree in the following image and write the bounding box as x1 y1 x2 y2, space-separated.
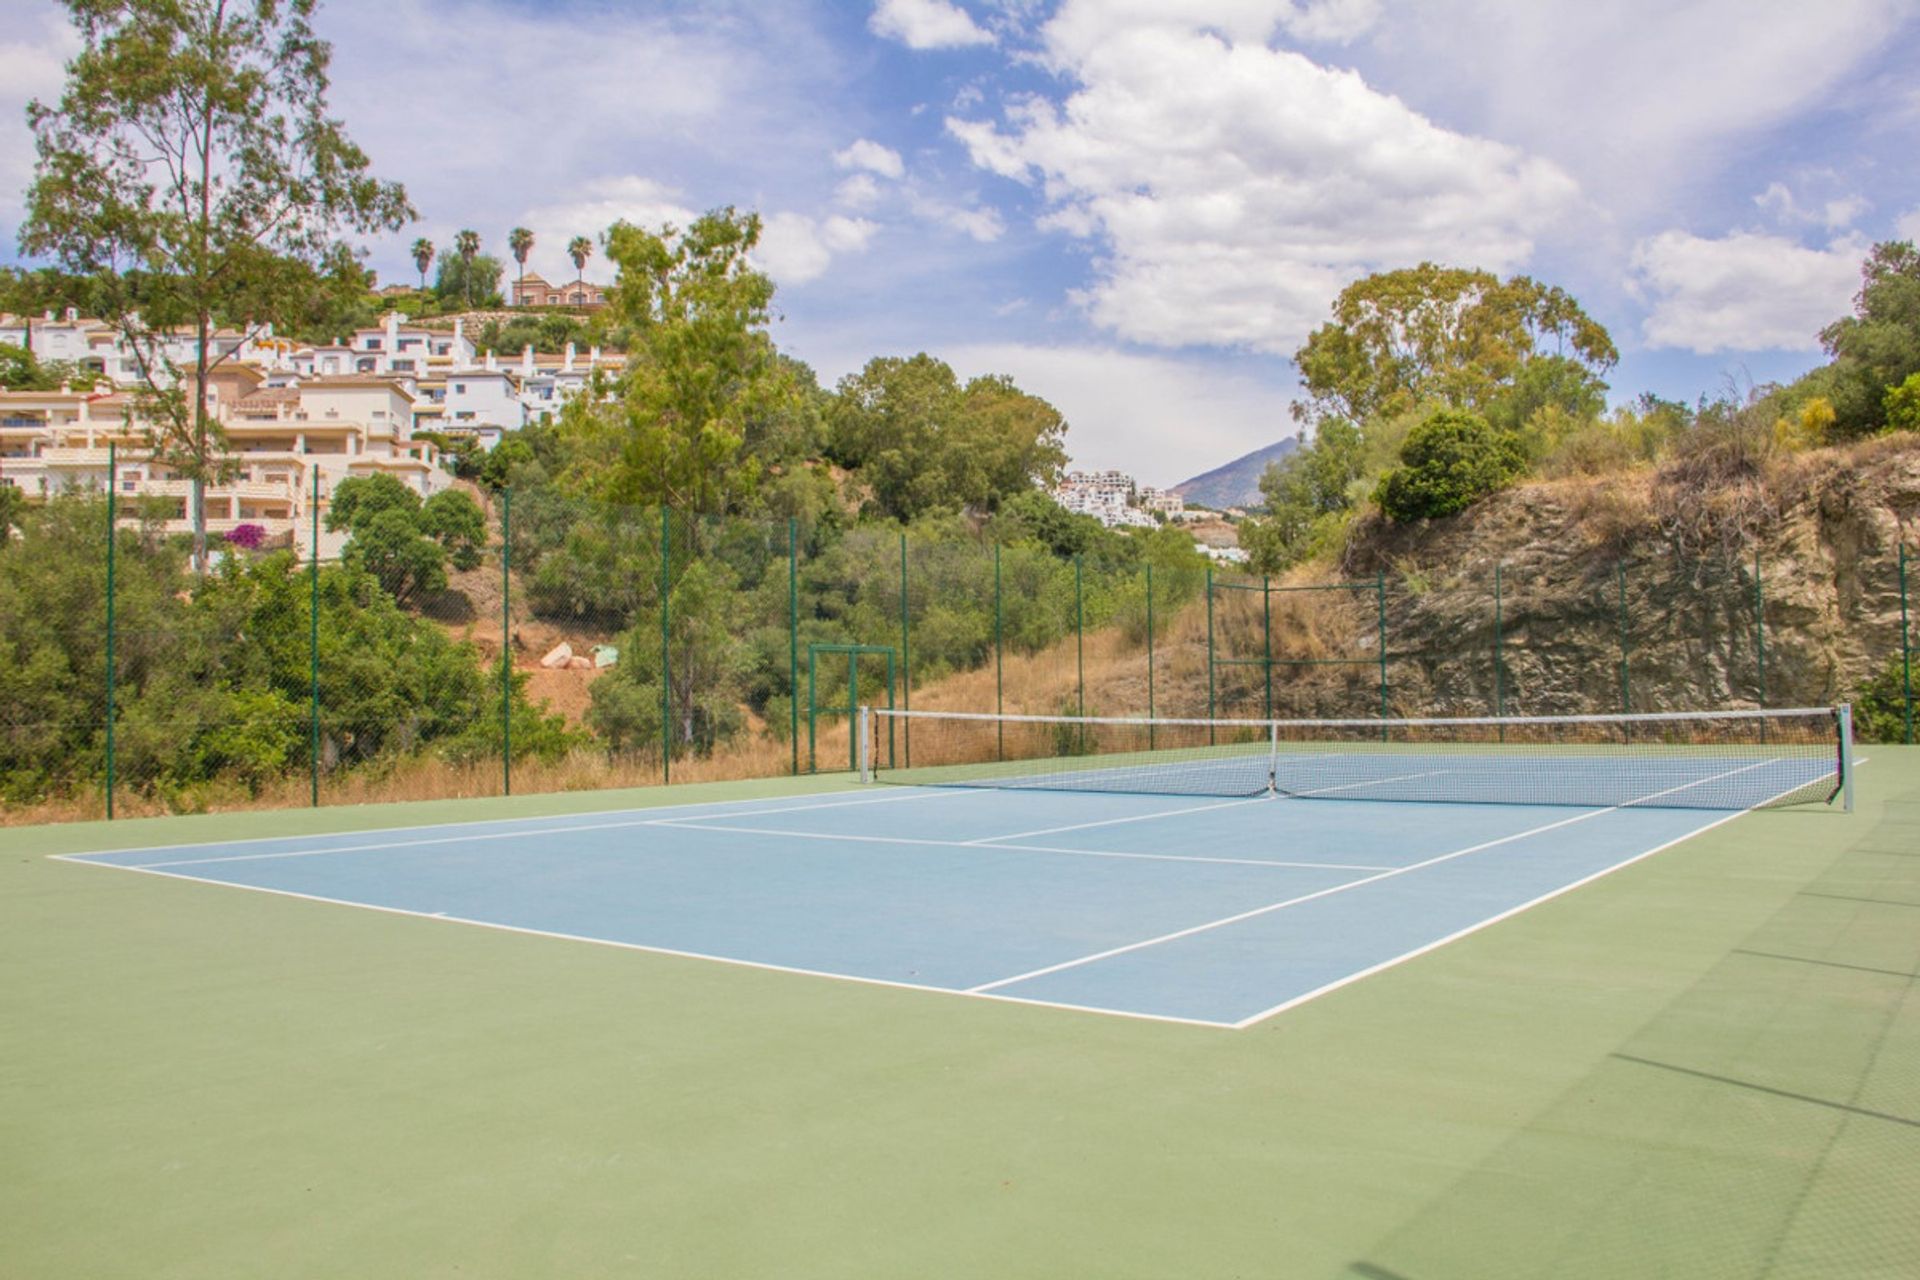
571 209 798 516
411 237 435 291
508 226 534 297
827 355 1068 520
1882 370 1920 433
1293 264 1618 426
1817 241 1920 437
419 489 487 570
0 343 99 391
21 0 413 572
1374 409 1526 521
1242 419 1366 571
453 229 481 307
324 474 478 600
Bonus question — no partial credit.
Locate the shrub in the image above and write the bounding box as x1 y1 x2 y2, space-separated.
1852 653 1914 745
1373 409 1525 522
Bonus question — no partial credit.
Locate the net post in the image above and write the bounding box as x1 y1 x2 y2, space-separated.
1267 719 1279 794
1838 703 1855 813
858 706 873 783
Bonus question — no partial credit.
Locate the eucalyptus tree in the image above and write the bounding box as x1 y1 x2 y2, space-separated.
21 0 413 570
411 237 435 290
508 226 534 297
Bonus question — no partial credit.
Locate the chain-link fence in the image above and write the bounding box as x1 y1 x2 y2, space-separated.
0 471 1913 823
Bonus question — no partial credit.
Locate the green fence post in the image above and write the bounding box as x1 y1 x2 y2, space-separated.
899 531 910 768
501 487 512 796
1493 562 1504 720
660 507 671 784
309 468 320 807
1900 542 1911 745
1755 549 1766 709
1205 564 1216 744
1617 560 1630 716
1262 575 1273 721
806 651 816 774
788 517 799 775
1376 570 1388 730
994 542 1004 761
104 442 116 820
1145 562 1155 749
1075 553 1085 721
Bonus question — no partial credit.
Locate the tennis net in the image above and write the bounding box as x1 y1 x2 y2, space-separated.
861 706 1853 811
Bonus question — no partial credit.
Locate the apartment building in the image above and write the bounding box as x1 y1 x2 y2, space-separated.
0 309 272 385
0 370 449 559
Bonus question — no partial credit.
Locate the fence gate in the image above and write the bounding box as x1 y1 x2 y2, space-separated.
807 644 896 774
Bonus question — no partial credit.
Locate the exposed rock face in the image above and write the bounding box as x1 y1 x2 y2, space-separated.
1302 439 1920 719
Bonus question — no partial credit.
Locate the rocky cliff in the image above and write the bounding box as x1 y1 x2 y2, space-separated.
1265 437 1920 721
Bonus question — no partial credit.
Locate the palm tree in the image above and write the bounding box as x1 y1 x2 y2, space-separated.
454 229 480 307
508 226 534 303
567 235 592 304
411 237 434 291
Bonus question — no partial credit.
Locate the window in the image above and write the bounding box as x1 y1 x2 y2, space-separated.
453 384 465 394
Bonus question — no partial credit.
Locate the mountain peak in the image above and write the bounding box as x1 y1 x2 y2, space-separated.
1171 438 1297 509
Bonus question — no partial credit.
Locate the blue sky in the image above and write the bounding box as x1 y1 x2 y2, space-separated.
3 0 1917 485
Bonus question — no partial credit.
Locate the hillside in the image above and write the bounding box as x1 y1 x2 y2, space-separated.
906 435 1920 734
1171 437 1296 508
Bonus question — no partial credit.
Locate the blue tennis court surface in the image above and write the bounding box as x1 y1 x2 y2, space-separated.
58 779 1817 1027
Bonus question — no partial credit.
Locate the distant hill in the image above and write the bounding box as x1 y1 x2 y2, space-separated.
1171 437 1297 509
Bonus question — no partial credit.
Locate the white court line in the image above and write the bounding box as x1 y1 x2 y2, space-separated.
82 787 985 870
1230 764 1843 1026
47 856 1238 1031
45 782 946 862
646 819 1394 871
966 757 1786 995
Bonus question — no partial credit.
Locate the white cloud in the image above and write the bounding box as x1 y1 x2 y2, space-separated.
1897 207 1920 241
514 177 697 285
834 139 906 179
1364 1 1913 202
0 11 81 223
1628 230 1865 354
870 0 995 49
1755 181 1870 231
835 173 885 209
908 193 1005 242
949 7 1579 354
940 343 1297 484
756 212 880 284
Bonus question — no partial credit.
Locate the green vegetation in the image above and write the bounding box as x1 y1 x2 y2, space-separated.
20 0 412 570
1374 410 1527 522
1246 242 1920 573
0 493 568 808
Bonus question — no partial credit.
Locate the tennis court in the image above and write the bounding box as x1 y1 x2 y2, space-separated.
10 706 1917 1279
57 708 1851 1028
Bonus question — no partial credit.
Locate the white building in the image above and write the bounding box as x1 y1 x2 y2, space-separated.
0 369 450 559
